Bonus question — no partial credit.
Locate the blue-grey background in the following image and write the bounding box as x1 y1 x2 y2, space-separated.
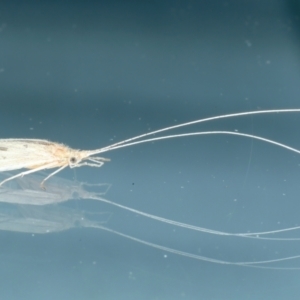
1 0 300 299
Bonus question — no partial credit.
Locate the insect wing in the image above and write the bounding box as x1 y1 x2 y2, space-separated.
0 139 61 171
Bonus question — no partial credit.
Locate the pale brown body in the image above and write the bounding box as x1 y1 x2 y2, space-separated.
0 139 109 187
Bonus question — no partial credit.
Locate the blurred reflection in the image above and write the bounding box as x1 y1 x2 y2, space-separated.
0 173 110 205
0 172 299 269
0 203 111 234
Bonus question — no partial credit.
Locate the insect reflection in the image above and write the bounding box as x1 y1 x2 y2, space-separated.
0 172 300 269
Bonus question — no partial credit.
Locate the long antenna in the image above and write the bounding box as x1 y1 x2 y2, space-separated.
88 130 300 156
90 109 300 154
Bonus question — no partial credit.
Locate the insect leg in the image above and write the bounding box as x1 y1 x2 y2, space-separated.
0 163 60 187
40 165 68 188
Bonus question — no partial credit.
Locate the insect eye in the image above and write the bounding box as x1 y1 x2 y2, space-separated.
70 157 77 164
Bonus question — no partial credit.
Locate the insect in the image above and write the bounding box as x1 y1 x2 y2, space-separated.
1 108 300 187
0 139 110 187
